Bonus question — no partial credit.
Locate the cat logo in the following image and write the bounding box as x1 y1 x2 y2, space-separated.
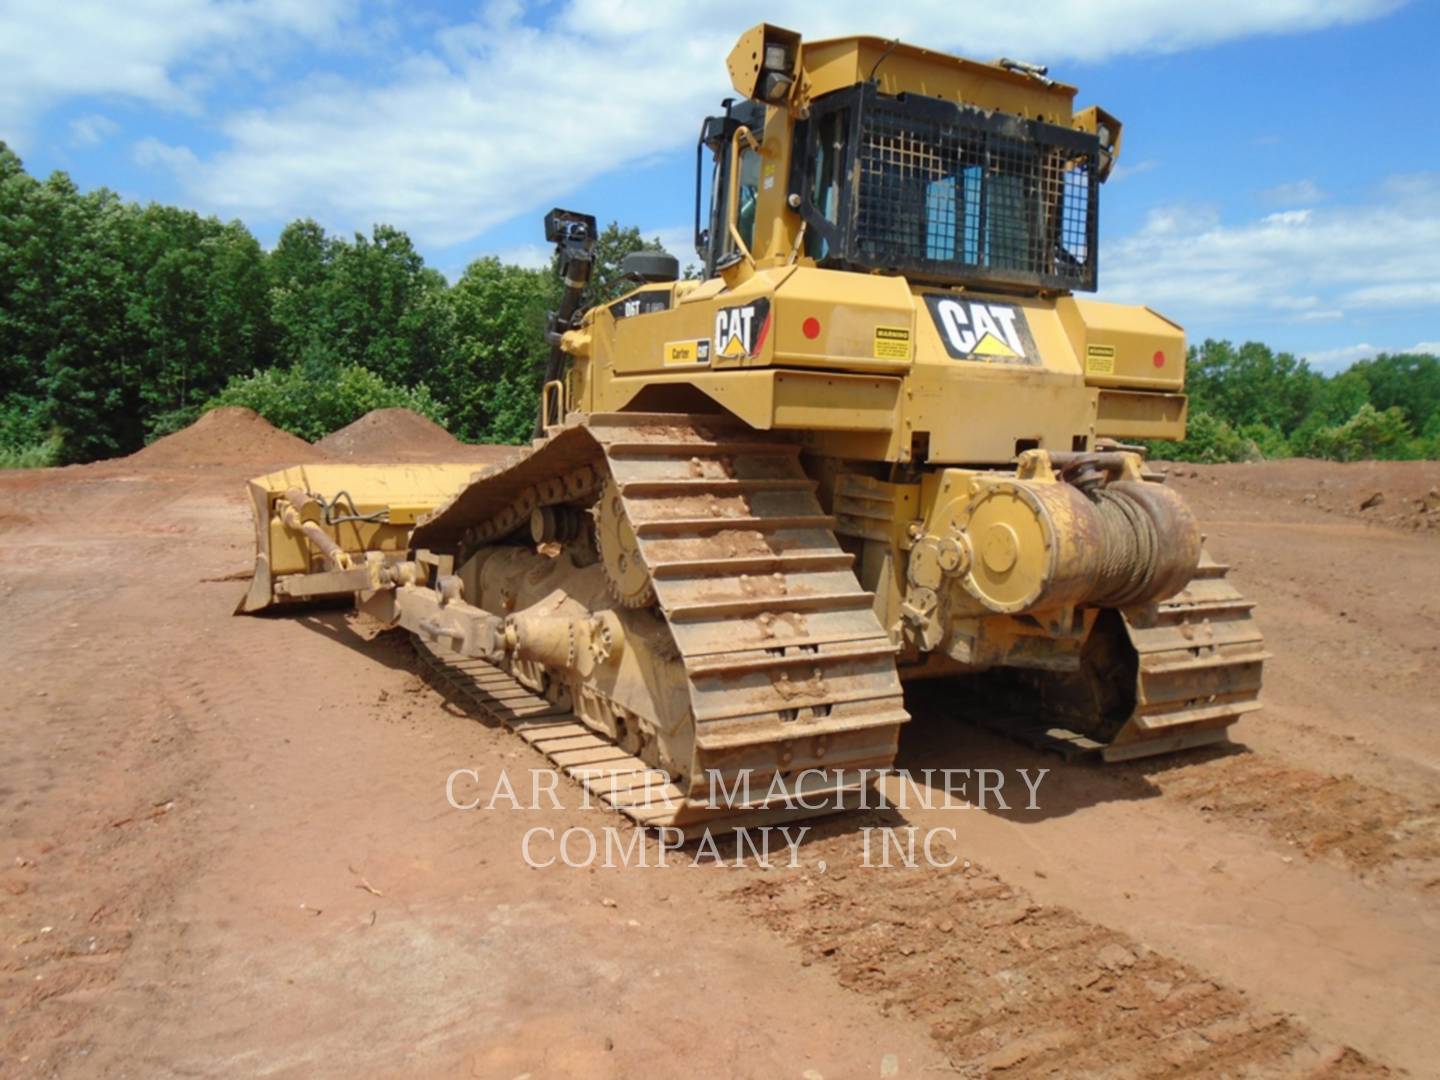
714 299 772 359
924 296 1039 365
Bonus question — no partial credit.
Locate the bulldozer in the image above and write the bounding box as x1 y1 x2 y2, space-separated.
239 25 1266 830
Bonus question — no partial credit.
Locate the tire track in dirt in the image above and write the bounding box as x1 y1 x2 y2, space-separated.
1 639 210 1074
735 817 1394 1078
1124 750 1440 890
7 458 1438 1074
924 689 1440 894
0 471 235 1075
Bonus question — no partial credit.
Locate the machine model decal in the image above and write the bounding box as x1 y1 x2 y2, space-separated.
925 296 1039 365
872 325 911 360
663 339 712 366
609 290 671 321
714 299 772 359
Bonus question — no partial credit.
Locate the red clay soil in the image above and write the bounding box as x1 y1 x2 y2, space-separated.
128 407 324 468
5 447 1439 1074
315 408 513 464
1159 458 1440 535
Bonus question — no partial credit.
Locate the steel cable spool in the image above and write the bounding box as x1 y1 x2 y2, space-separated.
1089 486 1161 608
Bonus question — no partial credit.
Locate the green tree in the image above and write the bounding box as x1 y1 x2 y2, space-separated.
1147 411 1260 463
1288 369 1371 457
1305 404 1417 462
208 364 445 442
433 257 555 443
1 145 279 462
1350 352 1440 432
127 205 271 435
266 218 335 369
324 224 446 384
36 181 144 461
1185 339 1321 433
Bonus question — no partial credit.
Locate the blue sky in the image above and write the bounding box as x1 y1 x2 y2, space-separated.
2 0 1435 372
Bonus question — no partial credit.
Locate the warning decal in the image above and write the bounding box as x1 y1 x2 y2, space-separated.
872 325 911 360
1085 343 1117 375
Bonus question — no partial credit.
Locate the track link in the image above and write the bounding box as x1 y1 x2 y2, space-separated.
411 413 909 830
971 548 1268 761
416 640 873 838
1106 548 1268 760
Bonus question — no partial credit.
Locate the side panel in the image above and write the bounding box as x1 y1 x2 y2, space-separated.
1056 296 1186 391
1096 389 1188 440
581 267 1188 463
595 368 902 455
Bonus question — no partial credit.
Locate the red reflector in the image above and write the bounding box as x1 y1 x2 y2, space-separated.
802 317 821 340
1153 350 1166 368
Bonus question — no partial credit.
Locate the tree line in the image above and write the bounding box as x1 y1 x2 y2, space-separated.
1150 340 1440 463
2 141 1435 467
0 142 661 465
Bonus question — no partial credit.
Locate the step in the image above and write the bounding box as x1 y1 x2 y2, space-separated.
686 641 898 678
633 514 838 537
603 440 800 458
665 590 875 623
619 477 817 498
650 551 855 579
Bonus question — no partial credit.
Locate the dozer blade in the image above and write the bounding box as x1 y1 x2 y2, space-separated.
238 462 488 613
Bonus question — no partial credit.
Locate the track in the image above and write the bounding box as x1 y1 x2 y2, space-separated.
412 413 909 831
1111 548 1268 756
987 549 1269 761
409 411 1268 820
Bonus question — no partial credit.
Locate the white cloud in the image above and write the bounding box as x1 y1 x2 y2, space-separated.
1261 208 1312 226
88 0 1398 244
1109 158 1158 182
133 136 199 172
1100 171 1440 324
1341 281 1440 307
648 226 698 262
0 0 351 146
1302 340 1440 373
489 242 552 270
67 113 118 147
1259 178 1325 205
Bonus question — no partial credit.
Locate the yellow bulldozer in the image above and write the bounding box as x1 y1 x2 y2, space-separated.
240 25 1265 829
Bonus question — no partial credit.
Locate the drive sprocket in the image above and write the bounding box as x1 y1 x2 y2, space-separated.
594 477 656 608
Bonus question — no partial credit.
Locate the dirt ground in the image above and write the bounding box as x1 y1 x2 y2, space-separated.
3 437 1438 1077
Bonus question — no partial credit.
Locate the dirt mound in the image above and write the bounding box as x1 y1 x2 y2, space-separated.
315 408 514 464
1159 459 1440 535
129 407 323 468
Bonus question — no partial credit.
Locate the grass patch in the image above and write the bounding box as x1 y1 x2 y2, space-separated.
0 438 62 469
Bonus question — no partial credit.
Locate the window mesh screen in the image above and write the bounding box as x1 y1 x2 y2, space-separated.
850 96 1097 290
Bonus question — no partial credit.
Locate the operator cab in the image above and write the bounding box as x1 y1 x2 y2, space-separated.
694 99 767 277
695 31 1113 295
